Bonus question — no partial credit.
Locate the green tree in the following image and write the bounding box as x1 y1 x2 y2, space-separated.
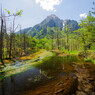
92 1 95 14
55 27 60 49
65 25 70 51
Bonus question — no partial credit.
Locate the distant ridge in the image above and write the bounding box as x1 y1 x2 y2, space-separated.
17 14 79 38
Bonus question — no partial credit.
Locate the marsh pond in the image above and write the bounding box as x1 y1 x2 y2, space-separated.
0 50 95 95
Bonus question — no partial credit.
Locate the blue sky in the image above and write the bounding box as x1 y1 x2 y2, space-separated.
0 0 94 29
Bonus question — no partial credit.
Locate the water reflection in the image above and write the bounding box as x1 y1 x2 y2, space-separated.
36 56 64 77
0 55 82 95
0 79 5 95
34 56 79 78
0 68 44 95
11 76 16 95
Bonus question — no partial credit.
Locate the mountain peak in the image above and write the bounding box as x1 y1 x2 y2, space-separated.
40 14 63 28
48 14 58 18
18 15 80 39
46 14 61 20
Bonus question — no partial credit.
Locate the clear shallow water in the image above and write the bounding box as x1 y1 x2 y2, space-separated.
0 55 82 95
0 67 48 95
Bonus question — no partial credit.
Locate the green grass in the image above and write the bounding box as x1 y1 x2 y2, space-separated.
69 51 79 55
62 50 79 55
85 58 95 64
92 59 95 64
62 50 95 64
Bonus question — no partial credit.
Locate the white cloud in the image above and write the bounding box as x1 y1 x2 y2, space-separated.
80 13 87 18
35 0 62 11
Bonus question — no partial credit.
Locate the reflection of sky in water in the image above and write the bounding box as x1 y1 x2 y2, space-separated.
0 67 48 95
0 51 53 79
0 55 82 95
0 59 40 79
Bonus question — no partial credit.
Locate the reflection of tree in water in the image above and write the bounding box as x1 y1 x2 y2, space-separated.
0 72 5 95
11 75 16 95
33 69 42 82
35 55 81 78
0 73 16 95
1 79 5 95
35 56 64 78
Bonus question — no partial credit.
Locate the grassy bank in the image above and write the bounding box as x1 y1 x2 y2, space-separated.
0 50 54 80
62 49 95 64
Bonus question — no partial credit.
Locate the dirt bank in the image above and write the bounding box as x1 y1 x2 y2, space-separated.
73 62 95 95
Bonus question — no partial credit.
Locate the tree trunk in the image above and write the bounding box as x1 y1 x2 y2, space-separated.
24 31 26 55
82 37 87 58
9 31 13 59
0 18 3 60
56 31 60 49
51 34 54 50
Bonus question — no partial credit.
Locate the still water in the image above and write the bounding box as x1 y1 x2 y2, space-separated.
0 55 82 95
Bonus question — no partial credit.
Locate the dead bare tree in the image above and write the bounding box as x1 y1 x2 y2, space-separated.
0 17 3 60
19 25 23 56
0 7 6 66
24 31 26 55
0 8 23 65
9 27 13 59
12 17 16 58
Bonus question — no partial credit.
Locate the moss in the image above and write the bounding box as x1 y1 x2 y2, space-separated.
3 60 11 63
19 50 52 61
